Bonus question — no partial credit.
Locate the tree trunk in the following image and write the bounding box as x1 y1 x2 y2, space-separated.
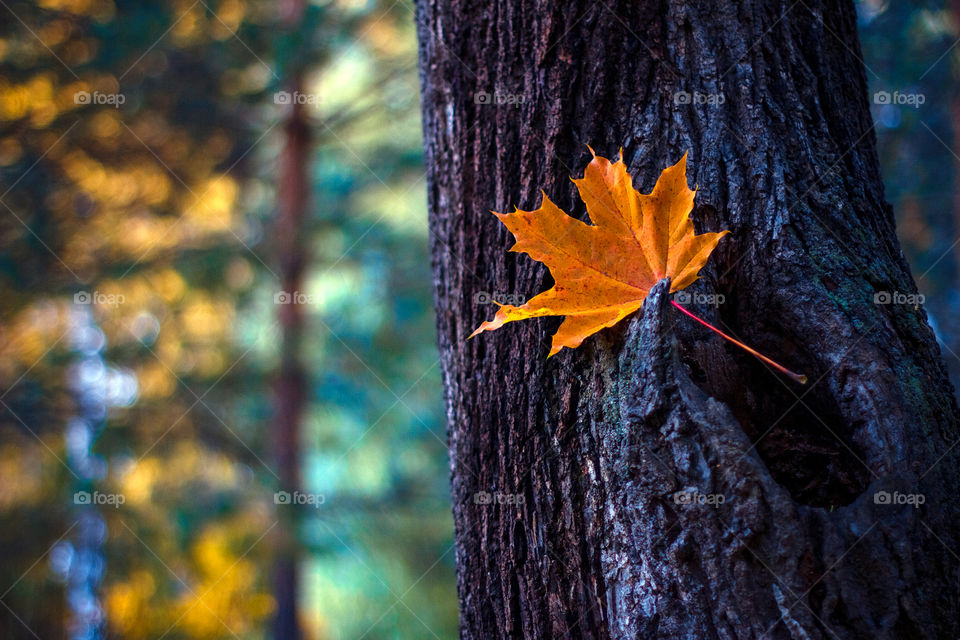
415 1 960 638
271 89 309 640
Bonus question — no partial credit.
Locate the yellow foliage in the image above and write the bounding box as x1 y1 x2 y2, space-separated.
37 19 71 47
149 269 188 304
119 458 158 505
176 520 275 637
37 0 115 20
184 175 237 232
0 75 50 122
120 443 244 503
181 294 233 341
87 110 122 139
0 445 48 509
171 1 206 45
136 361 176 399
211 0 247 40
104 570 156 637
0 301 69 379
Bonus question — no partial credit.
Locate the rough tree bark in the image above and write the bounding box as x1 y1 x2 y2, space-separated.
416 1 960 638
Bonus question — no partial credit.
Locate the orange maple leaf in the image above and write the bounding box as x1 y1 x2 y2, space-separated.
470 150 730 357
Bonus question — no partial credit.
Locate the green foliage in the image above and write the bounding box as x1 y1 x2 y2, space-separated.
0 0 455 638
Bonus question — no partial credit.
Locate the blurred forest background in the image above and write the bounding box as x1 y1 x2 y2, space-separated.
0 0 958 638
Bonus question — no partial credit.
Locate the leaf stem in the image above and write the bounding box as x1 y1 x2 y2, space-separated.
670 300 807 384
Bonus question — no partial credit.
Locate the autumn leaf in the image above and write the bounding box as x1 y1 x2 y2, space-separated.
470 149 729 356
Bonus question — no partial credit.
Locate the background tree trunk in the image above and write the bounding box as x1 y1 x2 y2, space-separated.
271 2 310 637
416 0 960 638
271 87 309 640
